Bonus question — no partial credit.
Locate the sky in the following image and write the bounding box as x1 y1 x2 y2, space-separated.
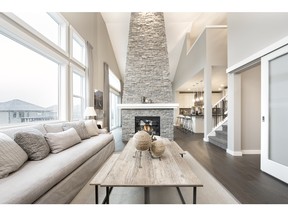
0 33 58 108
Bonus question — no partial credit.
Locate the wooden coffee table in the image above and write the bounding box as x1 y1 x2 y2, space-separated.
90 137 203 204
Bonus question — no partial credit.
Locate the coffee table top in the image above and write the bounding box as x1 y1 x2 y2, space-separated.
100 137 203 187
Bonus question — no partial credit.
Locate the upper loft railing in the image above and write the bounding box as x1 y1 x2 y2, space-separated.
212 95 228 129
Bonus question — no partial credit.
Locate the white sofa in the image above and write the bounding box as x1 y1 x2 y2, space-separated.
0 120 115 204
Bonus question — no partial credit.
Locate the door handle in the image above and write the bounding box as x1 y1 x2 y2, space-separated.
262 116 265 122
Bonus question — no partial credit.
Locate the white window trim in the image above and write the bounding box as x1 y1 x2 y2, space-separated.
0 13 68 65
4 12 69 57
70 25 86 68
70 63 86 121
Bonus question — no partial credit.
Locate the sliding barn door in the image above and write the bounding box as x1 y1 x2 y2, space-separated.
261 45 288 183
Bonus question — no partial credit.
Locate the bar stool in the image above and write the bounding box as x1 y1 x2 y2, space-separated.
183 116 193 133
176 115 185 130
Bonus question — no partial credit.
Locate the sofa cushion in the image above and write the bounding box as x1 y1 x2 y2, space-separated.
44 123 64 133
0 124 46 139
63 121 90 140
0 133 28 179
45 128 81 153
84 119 99 136
14 128 50 161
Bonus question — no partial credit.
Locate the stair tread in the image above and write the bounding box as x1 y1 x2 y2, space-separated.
209 136 227 144
215 130 227 135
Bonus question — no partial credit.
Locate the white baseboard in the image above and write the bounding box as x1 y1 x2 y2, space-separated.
203 137 209 142
226 149 243 156
242 150 261 155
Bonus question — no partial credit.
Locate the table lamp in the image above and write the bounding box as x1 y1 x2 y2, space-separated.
84 107 97 119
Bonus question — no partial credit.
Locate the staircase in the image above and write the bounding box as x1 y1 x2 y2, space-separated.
208 124 227 150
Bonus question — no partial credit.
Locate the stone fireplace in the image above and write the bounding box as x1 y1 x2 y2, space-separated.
135 116 160 135
120 12 178 141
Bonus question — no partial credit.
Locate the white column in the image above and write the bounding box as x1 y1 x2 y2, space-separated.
203 65 213 142
227 72 242 156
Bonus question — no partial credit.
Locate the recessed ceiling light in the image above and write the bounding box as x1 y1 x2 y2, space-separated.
218 87 222 90
220 84 225 87
187 88 191 91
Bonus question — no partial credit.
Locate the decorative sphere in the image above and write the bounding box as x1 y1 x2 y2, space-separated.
151 140 165 157
133 131 152 151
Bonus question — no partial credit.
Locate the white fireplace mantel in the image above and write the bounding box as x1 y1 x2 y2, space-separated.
117 103 179 109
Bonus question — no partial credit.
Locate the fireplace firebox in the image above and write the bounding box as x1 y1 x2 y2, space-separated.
135 116 160 136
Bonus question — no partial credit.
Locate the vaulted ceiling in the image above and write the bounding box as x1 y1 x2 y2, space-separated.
101 12 227 91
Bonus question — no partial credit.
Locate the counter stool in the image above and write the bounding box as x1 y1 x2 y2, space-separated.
177 115 185 129
183 116 193 133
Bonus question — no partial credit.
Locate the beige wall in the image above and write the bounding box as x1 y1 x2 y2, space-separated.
61 12 121 92
241 64 261 151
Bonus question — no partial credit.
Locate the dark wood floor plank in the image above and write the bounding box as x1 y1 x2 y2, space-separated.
173 127 288 204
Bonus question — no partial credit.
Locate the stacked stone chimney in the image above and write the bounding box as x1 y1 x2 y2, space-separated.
121 12 175 141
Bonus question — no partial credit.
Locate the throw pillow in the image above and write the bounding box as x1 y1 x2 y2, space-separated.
14 128 50 161
84 119 99 136
0 132 28 179
45 128 81 153
63 121 91 140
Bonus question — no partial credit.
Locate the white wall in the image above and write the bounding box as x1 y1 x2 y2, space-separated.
173 32 206 91
241 64 261 152
227 12 288 67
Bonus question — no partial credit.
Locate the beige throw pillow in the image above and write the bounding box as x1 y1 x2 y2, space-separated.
0 132 28 179
45 128 81 153
84 119 99 136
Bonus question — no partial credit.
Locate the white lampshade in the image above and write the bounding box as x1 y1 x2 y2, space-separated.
84 107 97 117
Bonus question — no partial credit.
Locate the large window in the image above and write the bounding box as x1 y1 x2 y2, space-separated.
109 70 121 129
0 12 88 126
10 12 67 51
71 28 86 66
0 33 60 125
72 69 85 121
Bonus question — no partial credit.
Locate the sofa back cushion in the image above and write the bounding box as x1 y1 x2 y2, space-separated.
0 124 46 139
44 123 64 133
14 128 50 161
63 121 90 140
45 128 81 153
0 132 28 179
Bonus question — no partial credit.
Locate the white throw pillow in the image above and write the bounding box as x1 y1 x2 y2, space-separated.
45 128 81 153
84 119 99 136
0 132 28 179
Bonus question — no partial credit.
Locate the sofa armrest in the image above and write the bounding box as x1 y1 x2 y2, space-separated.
98 128 108 134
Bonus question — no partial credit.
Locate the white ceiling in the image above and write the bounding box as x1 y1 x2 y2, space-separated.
101 12 227 91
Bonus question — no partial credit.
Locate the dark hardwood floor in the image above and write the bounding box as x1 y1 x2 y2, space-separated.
173 127 288 204
111 127 288 204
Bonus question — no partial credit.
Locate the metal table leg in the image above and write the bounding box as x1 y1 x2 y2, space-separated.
193 187 197 204
95 185 99 204
144 187 150 204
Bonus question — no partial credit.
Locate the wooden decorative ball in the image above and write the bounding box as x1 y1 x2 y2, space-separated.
133 131 152 151
151 140 165 157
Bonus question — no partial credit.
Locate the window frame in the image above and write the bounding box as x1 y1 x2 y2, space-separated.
70 26 86 67
71 64 86 121
4 12 69 56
